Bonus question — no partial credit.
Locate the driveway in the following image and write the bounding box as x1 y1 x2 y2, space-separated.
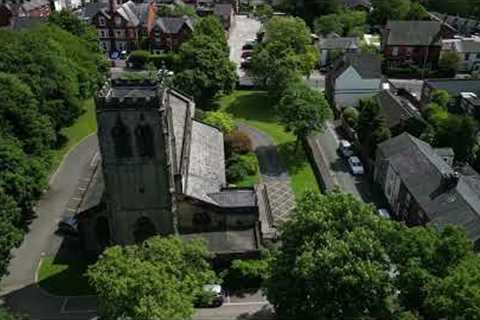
228 15 261 84
1 134 99 320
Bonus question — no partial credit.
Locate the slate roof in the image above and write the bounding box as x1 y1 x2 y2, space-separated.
375 90 421 129
79 1 109 20
385 21 442 46
455 38 480 53
430 12 480 36
79 0 149 26
208 189 257 208
330 53 382 80
168 89 192 172
10 16 47 30
184 120 226 204
20 0 50 11
317 37 359 50
155 17 194 34
378 133 480 242
213 3 232 17
343 0 371 9
182 228 260 253
425 79 480 97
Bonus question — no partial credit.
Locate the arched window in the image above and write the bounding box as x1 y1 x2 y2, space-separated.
135 123 155 158
111 117 133 159
133 217 157 243
95 216 111 248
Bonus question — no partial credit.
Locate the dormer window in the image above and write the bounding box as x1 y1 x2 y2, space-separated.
98 16 106 26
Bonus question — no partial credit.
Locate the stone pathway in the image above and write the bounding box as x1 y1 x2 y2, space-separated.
237 124 295 228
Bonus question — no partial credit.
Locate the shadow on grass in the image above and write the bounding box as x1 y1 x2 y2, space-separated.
221 91 276 123
277 141 309 177
38 236 96 296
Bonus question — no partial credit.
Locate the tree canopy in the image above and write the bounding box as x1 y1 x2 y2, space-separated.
264 191 480 320
357 98 391 157
276 81 331 144
314 9 367 37
88 236 217 320
173 16 236 106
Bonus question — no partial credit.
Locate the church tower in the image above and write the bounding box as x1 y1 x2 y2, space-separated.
95 78 177 245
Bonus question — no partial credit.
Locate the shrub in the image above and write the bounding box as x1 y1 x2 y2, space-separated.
342 107 359 129
225 130 253 157
222 258 270 290
226 152 259 182
203 111 236 134
127 50 150 69
149 53 179 71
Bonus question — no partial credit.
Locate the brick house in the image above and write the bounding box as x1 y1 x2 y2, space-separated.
81 0 157 53
0 0 51 27
375 133 480 247
150 16 194 52
382 21 445 69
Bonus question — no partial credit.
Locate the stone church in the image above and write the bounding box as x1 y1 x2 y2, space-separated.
77 78 270 256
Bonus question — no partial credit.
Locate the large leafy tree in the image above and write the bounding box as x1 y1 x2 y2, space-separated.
250 16 317 97
0 72 55 155
276 81 330 148
0 189 23 279
280 0 341 24
88 236 217 320
265 191 480 319
369 0 412 25
314 9 367 36
357 98 391 157
173 17 236 106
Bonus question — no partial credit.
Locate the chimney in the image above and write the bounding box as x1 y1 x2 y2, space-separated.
442 171 460 189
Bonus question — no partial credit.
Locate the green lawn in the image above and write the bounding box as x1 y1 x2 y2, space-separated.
51 99 97 171
217 90 319 199
38 256 94 296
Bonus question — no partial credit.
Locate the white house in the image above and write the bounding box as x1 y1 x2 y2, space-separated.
326 53 384 112
442 36 480 73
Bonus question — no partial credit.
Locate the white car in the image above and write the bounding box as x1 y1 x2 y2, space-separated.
339 139 354 158
378 208 391 219
347 156 365 175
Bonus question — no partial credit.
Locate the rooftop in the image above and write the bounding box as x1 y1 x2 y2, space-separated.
317 37 359 50
375 90 421 129
181 228 260 254
378 133 480 242
330 52 382 79
385 20 442 46
425 79 480 97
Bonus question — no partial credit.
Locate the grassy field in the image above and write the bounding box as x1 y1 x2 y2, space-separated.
51 99 97 172
38 256 94 296
217 90 319 199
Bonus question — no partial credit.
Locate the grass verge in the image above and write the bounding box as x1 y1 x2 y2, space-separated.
217 90 319 199
38 256 94 296
51 99 97 171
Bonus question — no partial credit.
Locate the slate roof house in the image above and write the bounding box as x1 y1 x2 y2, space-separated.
150 16 194 52
375 89 423 135
77 78 271 257
375 133 480 247
326 52 384 112
316 36 359 67
0 0 51 27
420 79 480 116
442 36 480 73
382 21 446 68
430 12 480 37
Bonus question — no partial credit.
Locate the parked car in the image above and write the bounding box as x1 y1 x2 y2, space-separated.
339 139 354 158
241 50 253 58
57 216 79 236
377 208 391 219
242 40 257 50
195 284 224 308
347 156 365 175
241 56 252 68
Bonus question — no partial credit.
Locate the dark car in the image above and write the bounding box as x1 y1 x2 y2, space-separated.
241 50 253 58
242 40 257 50
57 216 79 237
241 56 252 69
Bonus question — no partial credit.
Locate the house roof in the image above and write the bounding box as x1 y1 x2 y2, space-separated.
342 0 371 9
181 228 260 254
375 90 421 129
455 38 480 53
317 37 359 50
424 79 480 97
329 52 382 80
208 189 257 208
20 0 50 11
378 133 480 242
10 16 47 30
79 1 109 20
430 11 480 36
385 20 443 46
155 16 194 34
213 3 232 17
79 0 150 26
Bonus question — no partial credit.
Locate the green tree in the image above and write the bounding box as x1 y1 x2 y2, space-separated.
265 192 396 319
407 2 429 20
0 72 55 155
434 114 477 161
438 52 460 77
314 14 343 35
254 4 274 21
88 236 217 320
357 98 391 156
370 0 412 25
202 111 236 133
0 189 22 279
276 81 331 148
430 89 451 108
157 3 197 18
281 0 341 24
192 15 228 53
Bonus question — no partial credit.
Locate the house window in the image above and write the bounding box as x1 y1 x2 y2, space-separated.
406 47 413 56
392 46 399 56
476 53 480 59
98 16 106 26
115 16 122 26
465 53 470 60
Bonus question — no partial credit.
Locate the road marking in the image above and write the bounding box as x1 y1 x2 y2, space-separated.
59 298 68 314
90 152 99 167
78 187 87 191
71 197 82 201
66 208 76 212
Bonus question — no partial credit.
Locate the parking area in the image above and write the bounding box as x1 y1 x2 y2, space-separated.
308 122 388 209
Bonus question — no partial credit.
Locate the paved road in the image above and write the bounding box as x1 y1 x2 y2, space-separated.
1 134 99 320
310 122 372 202
228 15 261 84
